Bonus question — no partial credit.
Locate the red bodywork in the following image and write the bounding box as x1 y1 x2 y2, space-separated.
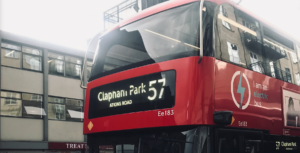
83 0 300 136
84 56 300 136
84 56 215 134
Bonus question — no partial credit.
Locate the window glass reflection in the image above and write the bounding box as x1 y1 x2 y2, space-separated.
22 93 44 118
22 93 43 102
49 52 64 60
48 103 66 120
66 99 83 106
22 101 44 118
65 62 81 78
66 99 83 121
0 98 22 117
48 97 65 104
66 105 83 121
1 42 21 51
5 50 19 58
1 43 43 71
1 48 21 68
220 5 231 30
23 54 42 71
227 42 240 64
65 56 82 64
48 52 83 78
1 91 21 99
1 91 46 118
48 96 83 121
49 52 65 75
90 2 202 80
49 59 64 75
22 46 42 56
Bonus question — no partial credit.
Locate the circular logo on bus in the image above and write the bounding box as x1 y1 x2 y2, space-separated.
231 71 251 110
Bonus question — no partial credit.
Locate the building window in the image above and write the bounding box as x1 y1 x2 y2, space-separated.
1 42 22 68
48 52 64 75
227 42 240 64
66 99 84 121
4 92 18 105
219 5 231 30
22 46 42 71
48 97 66 120
0 91 45 118
48 52 82 79
290 51 298 63
87 60 93 79
48 96 83 121
1 42 42 71
269 62 276 78
285 68 292 83
242 20 251 29
1 91 22 117
295 73 300 86
65 56 82 78
5 50 19 58
250 52 262 73
22 93 45 118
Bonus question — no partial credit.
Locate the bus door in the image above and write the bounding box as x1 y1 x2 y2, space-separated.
215 128 265 153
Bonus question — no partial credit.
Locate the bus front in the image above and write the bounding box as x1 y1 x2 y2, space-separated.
84 0 216 152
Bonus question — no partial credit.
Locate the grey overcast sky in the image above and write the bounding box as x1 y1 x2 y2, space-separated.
0 0 299 50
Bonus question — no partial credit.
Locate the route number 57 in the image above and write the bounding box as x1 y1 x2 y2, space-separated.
148 78 166 100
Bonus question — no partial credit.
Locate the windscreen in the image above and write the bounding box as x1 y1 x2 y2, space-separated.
89 2 200 81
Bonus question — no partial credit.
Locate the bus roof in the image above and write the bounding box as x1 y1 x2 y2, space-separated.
101 0 297 44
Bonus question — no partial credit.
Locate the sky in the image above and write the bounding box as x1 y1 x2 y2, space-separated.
0 0 124 50
0 0 299 51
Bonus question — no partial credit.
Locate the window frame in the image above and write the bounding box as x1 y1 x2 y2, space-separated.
1 41 43 73
0 90 44 119
219 5 232 30
285 67 292 83
64 61 82 78
3 92 20 106
289 51 298 64
48 55 65 76
48 51 83 79
4 49 20 59
22 52 43 71
227 41 241 65
48 96 84 122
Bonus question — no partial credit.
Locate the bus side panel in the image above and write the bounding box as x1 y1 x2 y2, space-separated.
214 59 300 136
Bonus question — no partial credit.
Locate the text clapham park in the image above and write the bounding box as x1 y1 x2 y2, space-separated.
97 78 166 107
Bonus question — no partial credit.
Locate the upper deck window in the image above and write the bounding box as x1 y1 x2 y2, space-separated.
263 26 294 50
89 2 210 81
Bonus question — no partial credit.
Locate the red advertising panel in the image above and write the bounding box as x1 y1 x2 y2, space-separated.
215 60 300 136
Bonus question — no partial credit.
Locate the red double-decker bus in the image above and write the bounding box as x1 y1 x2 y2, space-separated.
83 0 300 152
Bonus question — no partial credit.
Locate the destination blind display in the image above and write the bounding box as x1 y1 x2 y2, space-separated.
88 70 176 118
